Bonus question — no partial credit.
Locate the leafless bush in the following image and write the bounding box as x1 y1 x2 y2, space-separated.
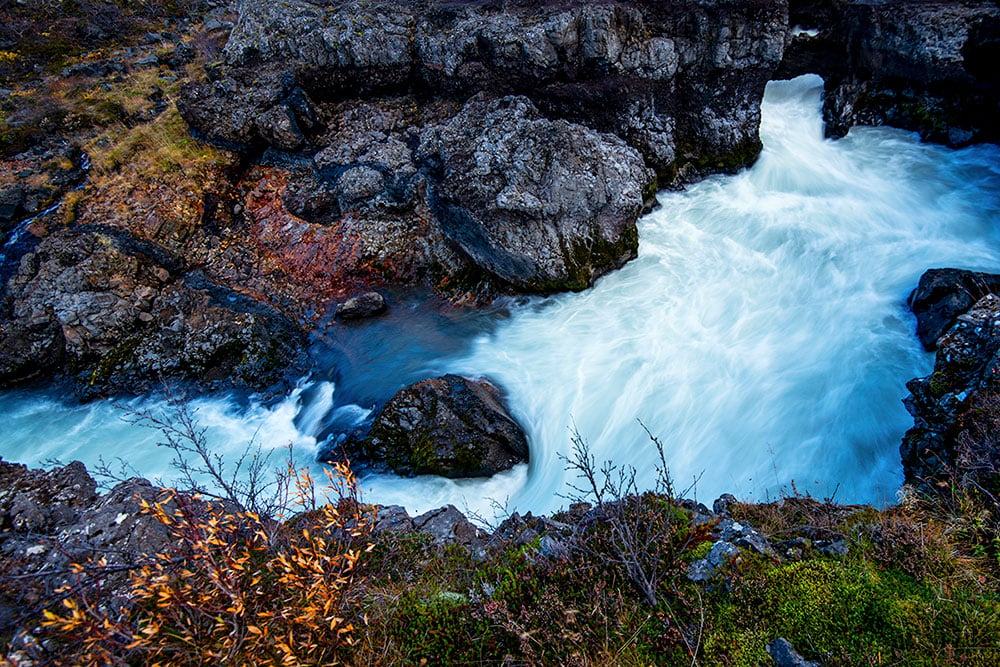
97 387 292 519
560 421 696 607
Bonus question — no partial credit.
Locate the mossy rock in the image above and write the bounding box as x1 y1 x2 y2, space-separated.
361 374 529 478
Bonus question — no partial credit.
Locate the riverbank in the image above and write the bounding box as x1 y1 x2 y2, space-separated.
2 1 1000 663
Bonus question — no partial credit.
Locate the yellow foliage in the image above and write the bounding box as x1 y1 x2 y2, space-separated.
41 463 373 666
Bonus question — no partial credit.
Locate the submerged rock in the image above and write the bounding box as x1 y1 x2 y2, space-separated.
358 374 529 478
336 291 387 320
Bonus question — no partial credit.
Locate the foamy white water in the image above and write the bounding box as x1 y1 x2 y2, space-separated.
2 75 999 519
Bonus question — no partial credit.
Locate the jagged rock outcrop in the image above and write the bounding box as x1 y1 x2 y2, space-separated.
908 268 1000 350
780 0 1000 146
178 0 789 297
903 291 1000 491
431 95 651 290
0 459 177 640
0 227 303 396
352 374 529 478
191 0 789 176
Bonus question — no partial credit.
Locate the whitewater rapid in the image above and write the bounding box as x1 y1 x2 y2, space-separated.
2 75 999 520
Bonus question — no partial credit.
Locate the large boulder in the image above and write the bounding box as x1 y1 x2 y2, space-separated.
433 95 651 291
359 374 529 478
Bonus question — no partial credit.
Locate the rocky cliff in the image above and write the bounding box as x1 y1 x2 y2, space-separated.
903 269 1000 495
782 0 1000 146
178 0 790 296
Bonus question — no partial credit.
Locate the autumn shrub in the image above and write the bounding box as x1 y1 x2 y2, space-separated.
39 462 372 666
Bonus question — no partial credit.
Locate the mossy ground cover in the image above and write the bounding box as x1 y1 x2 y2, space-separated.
339 489 1000 666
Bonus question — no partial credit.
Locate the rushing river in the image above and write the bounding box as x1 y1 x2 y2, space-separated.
2 75 1000 519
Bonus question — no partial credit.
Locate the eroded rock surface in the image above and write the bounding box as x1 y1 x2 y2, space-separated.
903 292 1000 491
782 0 1000 146
178 0 789 299
0 227 302 396
908 268 1000 350
0 459 176 640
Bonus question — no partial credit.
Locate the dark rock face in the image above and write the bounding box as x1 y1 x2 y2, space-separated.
0 227 303 396
358 374 529 478
909 268 1000 350
902 293 1000 491
0 459 176 639
434 95 650 290
178 0 789 297
205 0 789 177
0 139 85 244
781 0 1000 147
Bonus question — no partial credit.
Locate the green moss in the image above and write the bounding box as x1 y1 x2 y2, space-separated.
686 539 714 562
929 369 953 398
702 555 1000 666
85 335 142 387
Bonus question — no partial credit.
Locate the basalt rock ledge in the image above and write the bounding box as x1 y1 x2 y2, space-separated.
179 0 790 299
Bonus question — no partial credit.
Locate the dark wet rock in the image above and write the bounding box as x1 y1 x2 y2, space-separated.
780 0 1000 147
357 374 529 478
336 291 387 320
413 505 490 554
903 293 1000 491
0 228 303 396
768 637 821 667
909 268 1000 350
